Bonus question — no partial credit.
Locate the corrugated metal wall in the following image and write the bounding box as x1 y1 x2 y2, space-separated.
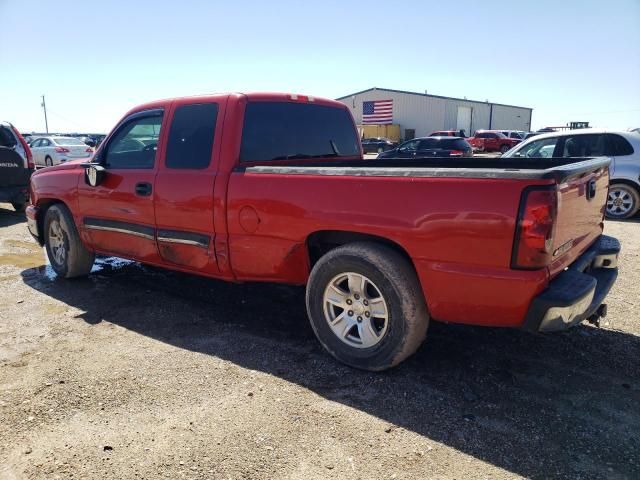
339 89 532 139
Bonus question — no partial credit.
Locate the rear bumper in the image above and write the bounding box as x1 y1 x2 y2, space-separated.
522 235 620 332
0 186 29 204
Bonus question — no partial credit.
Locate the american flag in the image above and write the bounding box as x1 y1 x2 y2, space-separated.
362 100 393 124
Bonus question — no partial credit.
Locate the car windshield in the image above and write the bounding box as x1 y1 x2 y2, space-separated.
54 137 86 146
505 137 558 158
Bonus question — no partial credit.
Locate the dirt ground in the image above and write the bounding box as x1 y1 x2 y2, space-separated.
0 203 638 480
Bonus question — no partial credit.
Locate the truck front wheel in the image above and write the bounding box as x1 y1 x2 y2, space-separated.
306 242 429 371
44 204 95 278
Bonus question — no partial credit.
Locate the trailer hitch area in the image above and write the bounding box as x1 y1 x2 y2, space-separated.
587 304 608 328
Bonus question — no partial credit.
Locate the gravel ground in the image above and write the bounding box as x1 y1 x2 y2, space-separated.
0 203 638 480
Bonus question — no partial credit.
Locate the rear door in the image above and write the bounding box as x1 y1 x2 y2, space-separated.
77 109 165 261
153 99 223 273
416 138 441 157
0 125 29 188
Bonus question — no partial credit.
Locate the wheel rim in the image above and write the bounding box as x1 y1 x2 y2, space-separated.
48 219 67 265
322 272 389 349
607 188 634 216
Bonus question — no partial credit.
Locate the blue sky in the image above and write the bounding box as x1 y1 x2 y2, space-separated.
1 0 638 133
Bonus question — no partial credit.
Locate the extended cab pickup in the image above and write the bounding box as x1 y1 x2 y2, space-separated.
26 93 620 370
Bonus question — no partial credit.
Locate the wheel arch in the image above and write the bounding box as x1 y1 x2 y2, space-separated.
306 230 417 275
34 198 67 245
609 178 640 193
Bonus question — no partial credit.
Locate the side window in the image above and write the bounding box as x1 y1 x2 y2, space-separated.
105 113 163 169
166 103 218 169
561 134 606 157
417 139 437 149
41 139 51 147
0 126 17 148
399 140 419 152
512 137 559 158
606 134 634 156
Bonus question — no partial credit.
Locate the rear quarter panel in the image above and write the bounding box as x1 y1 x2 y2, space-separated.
226 172 551 326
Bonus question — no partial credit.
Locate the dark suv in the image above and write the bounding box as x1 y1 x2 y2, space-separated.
0 121 34 212
361 137 397 153
377 136 473 158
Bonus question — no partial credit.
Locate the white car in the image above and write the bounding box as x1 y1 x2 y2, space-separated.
502 128 640 219
30 136 92 167
500 130 527 140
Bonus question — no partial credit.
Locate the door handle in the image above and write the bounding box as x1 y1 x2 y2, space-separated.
135 182 152 196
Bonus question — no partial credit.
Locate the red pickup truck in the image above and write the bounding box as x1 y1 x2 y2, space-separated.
26 92 620 371
468 130 521 153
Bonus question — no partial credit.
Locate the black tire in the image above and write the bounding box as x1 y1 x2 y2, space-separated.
11 202 26 213
306 242 429 371
44 204 95 278
500 144 510 154
606 183 640 220
45 156 53 167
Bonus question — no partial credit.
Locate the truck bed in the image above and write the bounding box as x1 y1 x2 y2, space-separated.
238 157 609 183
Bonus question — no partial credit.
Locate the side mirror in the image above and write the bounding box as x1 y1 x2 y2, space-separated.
84 163 106 187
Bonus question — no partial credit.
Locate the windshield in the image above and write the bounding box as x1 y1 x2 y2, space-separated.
505 137 559 158
240 102 360 161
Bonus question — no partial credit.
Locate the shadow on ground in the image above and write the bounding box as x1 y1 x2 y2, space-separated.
21 259 640 479
0 206 26 228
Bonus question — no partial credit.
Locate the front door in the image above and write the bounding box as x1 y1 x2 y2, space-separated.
77 109 165 262
153 100 223 273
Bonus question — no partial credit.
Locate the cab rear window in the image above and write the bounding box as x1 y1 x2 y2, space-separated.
240 102 360 162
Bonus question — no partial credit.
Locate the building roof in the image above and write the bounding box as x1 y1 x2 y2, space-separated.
336 87 532 111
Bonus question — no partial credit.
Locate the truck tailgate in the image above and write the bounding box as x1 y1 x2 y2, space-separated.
548 162 609 278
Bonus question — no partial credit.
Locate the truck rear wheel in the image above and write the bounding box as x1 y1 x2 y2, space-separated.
44 204 95 278
306 242 429 371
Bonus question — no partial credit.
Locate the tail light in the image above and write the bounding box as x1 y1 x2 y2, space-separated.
55 147 70 153
10 125 34 170
85 147 93 153
450 150 464 157
512 187 558 269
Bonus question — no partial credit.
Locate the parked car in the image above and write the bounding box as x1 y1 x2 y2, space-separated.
429 130 467 138
377 136 473 158
30 136 93 167
503 128 640 219
361 137 397 154
467 130 521 153
500 130 526 140
0 121 34 211
26 92 619 371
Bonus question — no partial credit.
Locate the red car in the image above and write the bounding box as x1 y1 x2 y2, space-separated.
468 130 521 153
26 92 619 370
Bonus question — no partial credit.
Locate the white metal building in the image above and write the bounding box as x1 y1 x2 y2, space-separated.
336 87 533 140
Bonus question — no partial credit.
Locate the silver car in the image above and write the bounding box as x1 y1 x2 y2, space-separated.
502 128 640 219
30 136 92 167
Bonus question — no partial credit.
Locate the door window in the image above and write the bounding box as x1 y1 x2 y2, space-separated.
398 140 419 152
606 134 634 156
560 134 606 157
31 139 43 148
104 113 163 169
166 103 218 169
511 137 559 158
417 139 439 149
41 139 51 147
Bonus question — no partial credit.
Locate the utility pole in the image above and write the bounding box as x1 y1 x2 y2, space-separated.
41 95 49 133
